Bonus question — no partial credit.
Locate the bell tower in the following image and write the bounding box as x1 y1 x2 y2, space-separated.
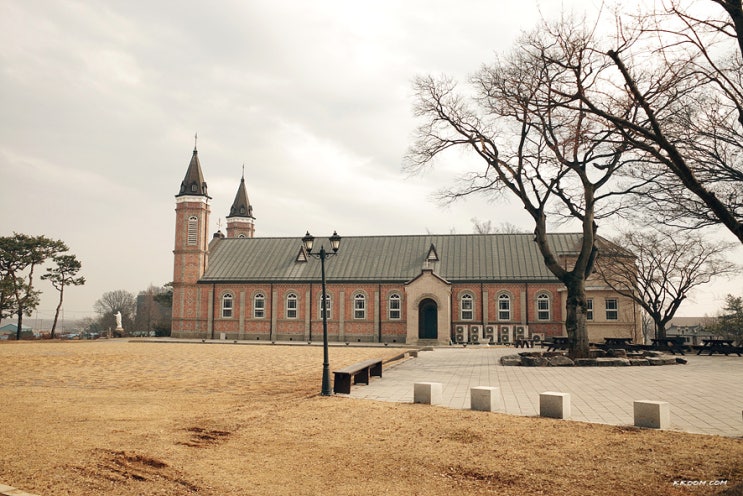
226 167 255 238
171 139 211 338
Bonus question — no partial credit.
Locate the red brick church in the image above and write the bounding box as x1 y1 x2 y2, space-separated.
171 145 640 345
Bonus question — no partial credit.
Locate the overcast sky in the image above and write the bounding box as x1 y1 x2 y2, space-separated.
1 0 739 325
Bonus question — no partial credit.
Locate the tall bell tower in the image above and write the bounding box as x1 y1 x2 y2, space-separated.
171 139 211 338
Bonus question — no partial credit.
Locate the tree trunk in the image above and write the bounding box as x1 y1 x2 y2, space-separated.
564 277 590 358
51 286 64 339
656 323 667 340
16 309 23 341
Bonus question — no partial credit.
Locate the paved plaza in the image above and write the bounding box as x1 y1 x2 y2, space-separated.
348 347 743 437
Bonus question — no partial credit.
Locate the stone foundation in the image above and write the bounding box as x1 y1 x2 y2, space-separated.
500 350 685 367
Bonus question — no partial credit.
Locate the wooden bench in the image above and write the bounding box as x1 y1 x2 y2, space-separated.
333 358 383 394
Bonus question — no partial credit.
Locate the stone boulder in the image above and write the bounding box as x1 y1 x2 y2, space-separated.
647 357 677 366
675 357 688 365
521 356 549 367
575 358 597 366
589 349 607 358
629 359 650 366
596 357 630 366
500 355 522 366
547 356 575 367
607 349 628 358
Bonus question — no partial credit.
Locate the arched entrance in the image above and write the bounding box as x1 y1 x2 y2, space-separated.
418 298 438 339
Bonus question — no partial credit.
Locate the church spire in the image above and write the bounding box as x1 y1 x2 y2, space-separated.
177 136 209 198
226 166 255 238
227 166 254 219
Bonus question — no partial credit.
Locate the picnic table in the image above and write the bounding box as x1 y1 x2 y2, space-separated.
544 336 570 351
601 337 634 350
514 338 534 348
651 337 688 355
696 339 741 357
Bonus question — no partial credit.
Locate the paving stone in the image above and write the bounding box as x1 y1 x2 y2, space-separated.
347 347 743 437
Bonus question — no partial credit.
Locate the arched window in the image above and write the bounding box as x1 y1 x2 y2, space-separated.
460 293 474 320
498 293 511 321
388 293 401 320
187 216 198 245
238 233 246 239
537 292 551 321
354 293 366 319
318 292 332 319
286 293 298 319
221 292 233 318
253 293 265 319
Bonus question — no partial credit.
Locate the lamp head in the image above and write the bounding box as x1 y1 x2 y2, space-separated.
329 231 341 253
302 231 315 253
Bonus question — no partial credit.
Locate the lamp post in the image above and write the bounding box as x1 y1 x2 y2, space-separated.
302 230 342 396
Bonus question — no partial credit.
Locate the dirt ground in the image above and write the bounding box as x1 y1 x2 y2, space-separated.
0 340 741 496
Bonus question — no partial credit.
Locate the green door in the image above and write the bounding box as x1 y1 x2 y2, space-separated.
418 299 438 339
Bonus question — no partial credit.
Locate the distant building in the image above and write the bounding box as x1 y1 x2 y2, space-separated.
0 323 33 340
170 145 640 345
666 317 716 346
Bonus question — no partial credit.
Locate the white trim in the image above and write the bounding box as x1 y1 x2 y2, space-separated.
176 196 209 204
226 217 255 224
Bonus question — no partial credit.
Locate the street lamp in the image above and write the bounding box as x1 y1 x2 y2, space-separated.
302 230 341 396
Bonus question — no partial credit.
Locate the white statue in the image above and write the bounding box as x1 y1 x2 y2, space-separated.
115 311 123 330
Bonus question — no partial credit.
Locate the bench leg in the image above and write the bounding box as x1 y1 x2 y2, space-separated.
370 362 382 378
354 368 370 385
334 374 352 394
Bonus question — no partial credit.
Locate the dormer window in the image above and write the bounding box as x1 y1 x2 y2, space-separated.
426 243 439 263
191 184 197 192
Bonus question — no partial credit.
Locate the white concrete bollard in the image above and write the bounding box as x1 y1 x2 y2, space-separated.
470 386 501 412
414 382 443 405
634 400 670 429
540 391 571 419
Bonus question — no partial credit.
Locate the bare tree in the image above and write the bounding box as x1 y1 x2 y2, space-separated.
406 18 638 358
94 290 136 335
574 0 743 242
471 218 526 234
134 285 172 336
595 229 737 340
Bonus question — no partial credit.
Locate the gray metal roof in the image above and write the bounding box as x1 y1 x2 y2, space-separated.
200 233 594 284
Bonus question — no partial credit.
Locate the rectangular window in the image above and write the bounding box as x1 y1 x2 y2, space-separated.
354 295 366 319
286 294 298 319
498 296 511 321
461 295 473 320
537 294 550 321
222 295 233 319
586 298 593 321
319 295 331 319
254 294 265 319
606 299 618 320
389 295 401 320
